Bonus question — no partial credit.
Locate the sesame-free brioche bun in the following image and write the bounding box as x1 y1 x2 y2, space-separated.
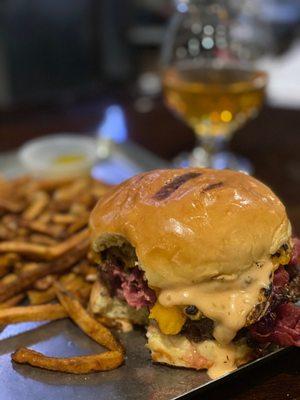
90 168 291 289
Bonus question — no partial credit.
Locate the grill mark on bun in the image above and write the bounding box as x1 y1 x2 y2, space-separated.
203 182 224 192
153 172 201 200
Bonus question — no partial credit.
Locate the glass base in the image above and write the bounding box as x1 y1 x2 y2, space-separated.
173 148 253 175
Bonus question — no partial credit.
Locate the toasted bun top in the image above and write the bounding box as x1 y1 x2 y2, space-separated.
90 168 291 289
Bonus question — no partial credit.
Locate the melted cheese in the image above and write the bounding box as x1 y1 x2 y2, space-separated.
158 259 274 345
206 342 244 379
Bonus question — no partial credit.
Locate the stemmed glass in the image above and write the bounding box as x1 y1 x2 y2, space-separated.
161 0 270 172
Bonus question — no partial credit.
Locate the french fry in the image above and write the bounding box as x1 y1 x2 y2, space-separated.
12 348 123 374
33 275 56 291
30 234 58 246
1 273 18 285
0 225 17 240
72 263 97 277
53 179 90 202
27 287 56 305
0 239 89 302
55 283 123 353
0 303 67 324
30 176 75 192
67 216 89 234
0 242 51 259
70 203 88 216
2 215 19 231
22 191 49 220
0 198 25 213
72 263 97 283
19 220 64 239
13 261 25 274
0 228 89 260
91 183 111 198
0 174 121 376
51 214 77 224
18 262 40 274
27 274 91 305
0 294 25 309
0 253 19 277
27 272 75 305
36 212 51 224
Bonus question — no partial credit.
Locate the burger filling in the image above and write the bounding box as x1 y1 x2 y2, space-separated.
99 245 156 309
94 238 300 352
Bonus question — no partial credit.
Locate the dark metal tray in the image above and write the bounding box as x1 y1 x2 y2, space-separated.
0 142 289 400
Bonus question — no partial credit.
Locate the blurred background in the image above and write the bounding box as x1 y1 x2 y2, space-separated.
0 0 300 228
1 0 300 107
1 0 300 108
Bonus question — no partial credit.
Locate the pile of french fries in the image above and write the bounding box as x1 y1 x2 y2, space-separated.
0 175 124 373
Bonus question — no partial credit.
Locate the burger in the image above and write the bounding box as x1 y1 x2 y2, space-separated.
89 168 300 378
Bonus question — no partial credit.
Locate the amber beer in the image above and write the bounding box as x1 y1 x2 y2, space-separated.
163 62 267 138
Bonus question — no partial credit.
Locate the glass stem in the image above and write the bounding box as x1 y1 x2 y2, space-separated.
191 135 227 168
201 137 219 165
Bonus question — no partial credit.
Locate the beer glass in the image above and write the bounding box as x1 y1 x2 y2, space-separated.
162 0 270 172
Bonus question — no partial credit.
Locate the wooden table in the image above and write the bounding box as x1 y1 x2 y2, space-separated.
1 96 300 400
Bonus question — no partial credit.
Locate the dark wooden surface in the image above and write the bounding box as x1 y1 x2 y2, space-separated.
0 96 300 400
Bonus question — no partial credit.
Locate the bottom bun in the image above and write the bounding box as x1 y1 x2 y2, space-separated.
146 324 252 377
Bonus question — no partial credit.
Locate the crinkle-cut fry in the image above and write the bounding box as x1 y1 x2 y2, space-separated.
0 239 89 302
51 214 77 224
55 283 123 353
0 228 89 260
12 348 123 374
0 198 25 213
0 303 67 324
19 220 64 239
0 294 25 309
22 191 49 220
30 234 58 246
